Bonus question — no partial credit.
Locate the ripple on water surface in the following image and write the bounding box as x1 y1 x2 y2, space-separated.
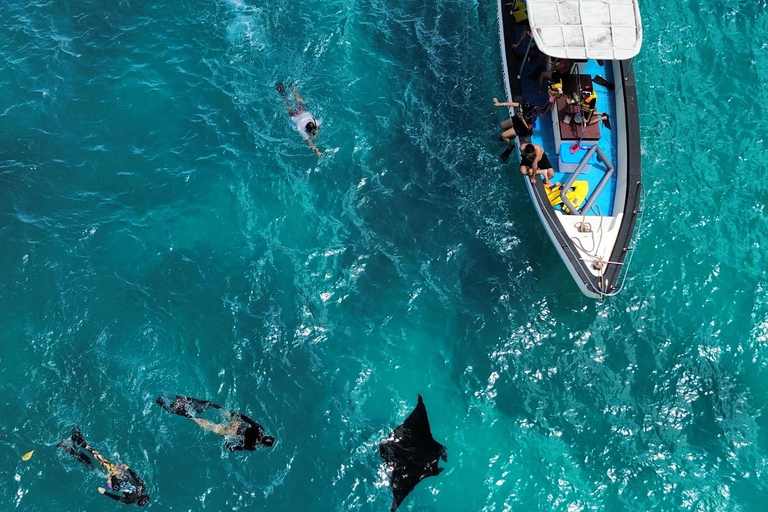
2 0 768 510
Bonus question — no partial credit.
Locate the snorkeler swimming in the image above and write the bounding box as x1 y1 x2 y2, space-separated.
58 428 149 507
156 395 275 452
275 82 323 157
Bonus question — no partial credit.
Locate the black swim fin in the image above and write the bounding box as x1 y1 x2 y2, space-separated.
593 75 614 90
58 440 94 469
70 427 86 447
275 82 287 96
156 395 221 418
500 145 515 163
602 114 612 130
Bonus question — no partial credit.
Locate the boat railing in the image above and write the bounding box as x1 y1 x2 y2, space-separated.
598 180 646 298
559 144 614 215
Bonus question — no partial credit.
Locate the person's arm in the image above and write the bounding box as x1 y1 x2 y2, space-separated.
511 30 528 49
237 414 267 436
234 413 259 428
225 441 246 452
493 98 519 108
519 113 532 131
126 468 144 489
99 488 135 504
532 151 542 173
307 138 323 157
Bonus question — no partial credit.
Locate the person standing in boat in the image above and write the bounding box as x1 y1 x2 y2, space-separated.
519 143 555 186
276 82 323 157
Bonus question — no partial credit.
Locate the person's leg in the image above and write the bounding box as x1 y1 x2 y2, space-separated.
182 396 221 414
520 164 532 180
500 118 516 144
193 417 229 436
70 429 118 473
542 168 555 186
535 70 553 94
539 96 554 116
275 83 293 109
501 126 517 144
58 440 95 469
587 112 610 128
291 88 305 104
85 446 116 473
585 111 611 125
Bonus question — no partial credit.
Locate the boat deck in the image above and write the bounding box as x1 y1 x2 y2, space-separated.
512 29 618 216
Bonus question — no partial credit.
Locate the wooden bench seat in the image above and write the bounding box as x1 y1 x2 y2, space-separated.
555 74 601 142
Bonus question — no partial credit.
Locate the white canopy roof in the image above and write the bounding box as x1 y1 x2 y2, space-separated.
527 0 643 60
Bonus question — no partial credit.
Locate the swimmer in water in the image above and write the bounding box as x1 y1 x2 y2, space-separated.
156 395 275 451
59 428 149 507
275 81 323 157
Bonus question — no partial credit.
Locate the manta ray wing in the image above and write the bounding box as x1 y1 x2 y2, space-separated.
380 395 447 511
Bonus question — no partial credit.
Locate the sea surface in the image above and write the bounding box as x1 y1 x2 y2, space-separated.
1 0 767 510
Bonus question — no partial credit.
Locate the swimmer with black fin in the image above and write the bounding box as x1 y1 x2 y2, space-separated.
156 395 275 452
276 81 323 157
59 428 149 507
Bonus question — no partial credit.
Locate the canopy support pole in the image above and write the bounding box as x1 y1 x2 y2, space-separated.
517 37 533 79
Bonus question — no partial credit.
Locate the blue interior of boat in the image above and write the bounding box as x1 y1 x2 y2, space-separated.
516 42 618 216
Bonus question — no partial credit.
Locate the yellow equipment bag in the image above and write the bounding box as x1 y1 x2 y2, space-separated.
547 181 589 214
512 0 528 22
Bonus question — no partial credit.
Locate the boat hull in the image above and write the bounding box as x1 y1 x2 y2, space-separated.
496 0 642 299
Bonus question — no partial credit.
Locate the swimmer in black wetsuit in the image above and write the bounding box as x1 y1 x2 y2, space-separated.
59 428 149 507
156 395 275 451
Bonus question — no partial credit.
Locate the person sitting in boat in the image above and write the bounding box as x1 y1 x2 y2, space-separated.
493 98 536 147
534 57 572 94
575 84 610 128
511 23 545 69
535 72 563 117
519 142 554 186
276 82 323 157
510 23 532 53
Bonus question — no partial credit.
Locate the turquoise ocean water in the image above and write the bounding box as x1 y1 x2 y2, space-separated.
1 0 768 510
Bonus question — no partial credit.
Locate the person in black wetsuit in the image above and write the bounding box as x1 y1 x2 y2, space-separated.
519 143 555 186
58 428 149 507
156 395 275 451
494 98 536 148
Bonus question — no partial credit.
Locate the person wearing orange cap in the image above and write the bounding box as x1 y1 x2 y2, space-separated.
577 84 610 128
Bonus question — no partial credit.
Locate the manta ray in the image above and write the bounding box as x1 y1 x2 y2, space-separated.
379 395 447 511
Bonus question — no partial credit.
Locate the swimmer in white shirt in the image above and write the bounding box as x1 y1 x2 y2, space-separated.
276 82 323 157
